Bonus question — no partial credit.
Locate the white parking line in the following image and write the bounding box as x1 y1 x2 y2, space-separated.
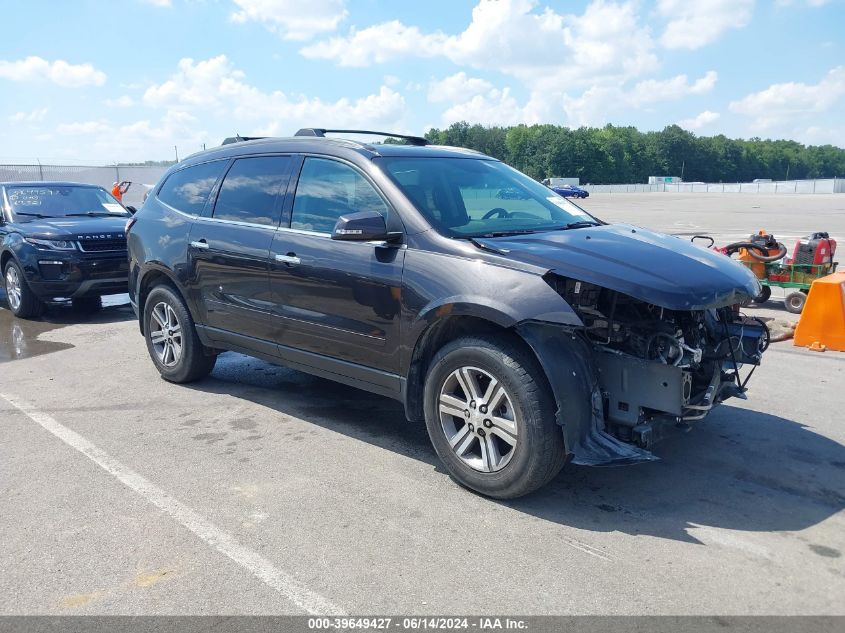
0 392 344 616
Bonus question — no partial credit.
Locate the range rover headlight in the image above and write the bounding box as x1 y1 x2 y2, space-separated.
24 238 77 251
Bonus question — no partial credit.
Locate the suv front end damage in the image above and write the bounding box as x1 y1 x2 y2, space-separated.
518 276 769 465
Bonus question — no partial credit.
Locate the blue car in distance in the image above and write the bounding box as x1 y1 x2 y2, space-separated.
550 184 589 199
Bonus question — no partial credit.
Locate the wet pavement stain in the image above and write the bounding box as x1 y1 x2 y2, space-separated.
229 418 258 431
809 544 841 558
192 432 228 444
0 292 133 362
134 570 174 587
60 592 101 608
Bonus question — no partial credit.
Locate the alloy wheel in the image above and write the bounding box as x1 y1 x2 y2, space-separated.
5 266 22 312
149 301 183 367
438 366 519 473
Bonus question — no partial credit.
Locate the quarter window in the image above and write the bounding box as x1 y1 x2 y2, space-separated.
213 156 290 226
291 158 388 233
157 160 227 215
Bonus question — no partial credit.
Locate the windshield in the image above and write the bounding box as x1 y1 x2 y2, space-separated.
6 185 128 220
378 157 598 237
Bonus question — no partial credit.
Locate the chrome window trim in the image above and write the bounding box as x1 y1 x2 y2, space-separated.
193 215 277 230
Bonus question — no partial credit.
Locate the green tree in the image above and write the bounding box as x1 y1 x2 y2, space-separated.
424 121 845 184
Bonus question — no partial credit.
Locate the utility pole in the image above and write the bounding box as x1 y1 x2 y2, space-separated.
785 163 790 181
681 160 685 182
174 145 179 162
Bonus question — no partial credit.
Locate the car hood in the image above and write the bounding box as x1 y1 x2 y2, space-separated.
13 215 129 240
475 224 761 310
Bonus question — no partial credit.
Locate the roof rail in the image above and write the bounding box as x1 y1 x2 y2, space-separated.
221 135 268 146
294 128 429 146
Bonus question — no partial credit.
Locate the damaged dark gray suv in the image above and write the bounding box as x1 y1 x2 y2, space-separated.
128 129 768 498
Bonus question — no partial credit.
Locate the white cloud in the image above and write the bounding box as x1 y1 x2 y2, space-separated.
729 66 845 131
657 0 754 50
563 70 719 127
302 0 657 89
428 73 494 104
105 95 135 107
54 110 206 161
0 56 106 87
142 55 407 134
9 108 48 123
57 120 112 135
626 71 718 106
441 89 537 127
677 110 721 130
301 20 446 66
776 0 830 6
230 0 347 40
142 0 172 6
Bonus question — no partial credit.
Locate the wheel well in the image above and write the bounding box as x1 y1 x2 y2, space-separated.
0 250 12 273
137 270 178 334
404 315 538 423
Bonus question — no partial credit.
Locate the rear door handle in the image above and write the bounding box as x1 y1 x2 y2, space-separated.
190 239 209 250
274 253 301 265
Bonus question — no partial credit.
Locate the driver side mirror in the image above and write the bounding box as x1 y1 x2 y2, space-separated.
125 205 138 215
331 211 401 244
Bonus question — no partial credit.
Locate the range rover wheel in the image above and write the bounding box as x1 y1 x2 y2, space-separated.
4 260 44 319
143 284 216 383
423 334 566 499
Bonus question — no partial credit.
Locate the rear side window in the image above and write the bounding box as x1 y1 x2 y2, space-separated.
212 156 290 226
291 157 388 233
157 160 227 215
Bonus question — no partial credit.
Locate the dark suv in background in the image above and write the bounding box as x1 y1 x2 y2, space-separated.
1 182 132 318
128 129 768 498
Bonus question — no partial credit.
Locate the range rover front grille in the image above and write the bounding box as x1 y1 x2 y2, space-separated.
77 237 127 253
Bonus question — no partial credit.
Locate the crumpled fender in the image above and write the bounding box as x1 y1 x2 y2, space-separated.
516 321 657 466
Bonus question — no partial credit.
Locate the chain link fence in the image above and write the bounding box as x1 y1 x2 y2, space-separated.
583 178 845 195
0 164 169 207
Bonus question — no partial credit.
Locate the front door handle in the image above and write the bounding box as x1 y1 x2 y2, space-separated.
274 253 301 266
190 239 209 250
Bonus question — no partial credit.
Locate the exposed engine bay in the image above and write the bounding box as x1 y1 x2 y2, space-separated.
546 275 770 449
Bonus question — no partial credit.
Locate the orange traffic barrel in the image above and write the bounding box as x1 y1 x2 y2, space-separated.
793 271 845 351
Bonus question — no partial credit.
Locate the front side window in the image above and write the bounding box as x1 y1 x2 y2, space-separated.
291 158 389 233
212 156 290 226
378 157 598 238
158 160 227 215
6 185 128 220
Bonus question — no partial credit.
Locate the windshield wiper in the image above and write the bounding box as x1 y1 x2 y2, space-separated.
64 211 125 217
472 229 539 238
555 220 601 230
13 212 51 219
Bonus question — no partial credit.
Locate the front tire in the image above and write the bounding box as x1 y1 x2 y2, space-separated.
143 284 216 383
423 334 566 499
4 260 45 319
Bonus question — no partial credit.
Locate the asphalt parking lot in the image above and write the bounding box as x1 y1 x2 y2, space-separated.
1 193 843 615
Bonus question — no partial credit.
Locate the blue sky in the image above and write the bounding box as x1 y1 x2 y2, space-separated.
0 0 843 163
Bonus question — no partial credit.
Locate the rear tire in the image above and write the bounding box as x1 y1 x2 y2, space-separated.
423 334 566 499
143 284 216 383
4 260 45 319
784 290 807 314
752 285 772 304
